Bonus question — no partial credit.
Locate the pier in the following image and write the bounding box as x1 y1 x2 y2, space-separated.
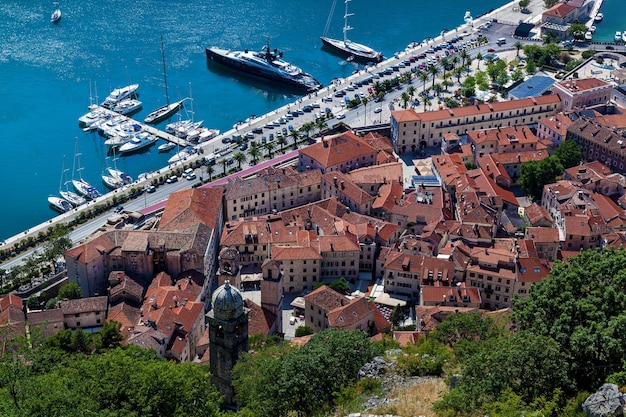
89 105 194 149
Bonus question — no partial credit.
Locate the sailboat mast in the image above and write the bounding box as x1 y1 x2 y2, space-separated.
343 0 354 44
161 34 170 105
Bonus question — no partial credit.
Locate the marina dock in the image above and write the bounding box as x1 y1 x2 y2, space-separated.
88 105 194 150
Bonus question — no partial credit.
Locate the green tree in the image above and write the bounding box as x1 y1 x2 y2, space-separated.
219 158 228 176
514 247 626 392
511 68 525 83
58 282 82 300
553 139 583 169
436 332 571 415
329 277 350 294
526 58 537 75
544 0 558 7
97 320 124 349
264 141 275 159
277 135 288 153
567 22 588 40
518 156 563 201
232 151 247 170
430 311 500 347
418 71 430 94
247 146 262 164
514 40 523 57
205 163 214 181
390 304 404 327
428 63 441 90
401 92 411 109
295 325 313 337
300 121 314 139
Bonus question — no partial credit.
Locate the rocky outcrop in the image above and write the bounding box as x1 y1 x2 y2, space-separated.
582 384 625 417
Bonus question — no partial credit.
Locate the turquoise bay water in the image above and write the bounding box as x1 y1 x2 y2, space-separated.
0 0 621 240
591 0 626 42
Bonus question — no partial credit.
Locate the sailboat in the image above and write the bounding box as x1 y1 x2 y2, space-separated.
57 155 87 207
320 0 383 63
50 2 61 23
144 35 184 124
71 138 101 200
102 149 133 189
165 83 203 139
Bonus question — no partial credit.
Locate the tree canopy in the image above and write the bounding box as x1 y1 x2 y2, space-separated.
513 248 626 391
518 156 563 201
232 329 380 417
553 139 583 169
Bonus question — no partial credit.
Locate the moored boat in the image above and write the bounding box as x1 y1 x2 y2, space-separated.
48 196 72 213
168 145 197 164
320 0 383 63
197 128 220 143
158 142 177 152
206 41 322 92
145 35 183 124
102 84 139 108
119 132 157 154
71 138 101 200
112 98 143 115
594 12 603 22
615 31 622 42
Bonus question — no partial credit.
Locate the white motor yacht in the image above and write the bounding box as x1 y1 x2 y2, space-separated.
48 196 71 213
102 84 139 108
119 132 157 154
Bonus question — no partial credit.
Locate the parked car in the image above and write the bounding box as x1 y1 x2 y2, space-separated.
166 175 178 184
373 107 382 113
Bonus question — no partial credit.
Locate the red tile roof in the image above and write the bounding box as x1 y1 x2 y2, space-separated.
159 187 224 232
299 131 377 169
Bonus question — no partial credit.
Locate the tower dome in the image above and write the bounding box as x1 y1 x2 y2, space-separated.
211 280 244 321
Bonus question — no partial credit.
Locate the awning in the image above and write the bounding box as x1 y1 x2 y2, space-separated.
290 296 305 309
374 292 407 307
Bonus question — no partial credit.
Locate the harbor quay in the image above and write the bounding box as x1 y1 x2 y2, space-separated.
0 0 567 267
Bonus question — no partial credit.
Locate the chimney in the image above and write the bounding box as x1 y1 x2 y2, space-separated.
323 138 329 148
333 175 338 186
340 180 345 189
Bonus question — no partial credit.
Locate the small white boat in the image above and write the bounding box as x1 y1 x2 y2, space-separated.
589 25 596 33
168 145 197 164
50 2 61 23
623 32 626 43
102 84 139 108
464 11 473 24
104 133 134 149
615 31 622 42
78 108 107 128
112 98 142 115
102 174 124 190
197 128 220 143
158 142 177 152
594 12 603 22
60 190 86 207
119 132 157 154
585 31 593 41
48 196 72 213
73 178 101 200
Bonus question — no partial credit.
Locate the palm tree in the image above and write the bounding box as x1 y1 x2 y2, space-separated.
433 83 443 97
451 55 460 71
300 122 314 139
428 64 440 90
264 141 275 159
460 49 469 68
407 85 416 101
476 52 483 70
440 57 450 73
277 135 288 153
247 146 261 164
442 79 452 93
418 71 429 94
514 41 523 57
315 118 327 136
233 152 247 170
288 130 300 149
401 92 410 109
422 95 431 110
454 66 463 83
205 164 215 182
219 158 228 176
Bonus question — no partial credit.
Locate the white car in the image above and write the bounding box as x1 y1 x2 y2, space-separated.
336 114 346 119
373 107 382 113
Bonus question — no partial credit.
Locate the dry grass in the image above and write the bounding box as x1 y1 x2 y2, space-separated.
369 377 449 417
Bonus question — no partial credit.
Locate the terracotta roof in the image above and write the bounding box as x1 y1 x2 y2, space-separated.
303 285 350 312
272 245 322 261
517 257 551 283
59 296 108 315
539 113 572 136
159 187 224 232
348 162 404 185
0 294 23 311
299 131 377 169
221 217 300 247
526 226 559 242
327 297 376 328
393 331 420 346
361 132 395 153
468 125 538 147
524 203 553 226
244 299 276 337
564 161 611 183
26 308 64 327
373 181 404 212
65 231 128 264
322 171 375 206
107 302 140 338
421 283 481 305
543 2 576 17
555 77 609 93
384 251 454 282
394 96 560 123
414 305 478 333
